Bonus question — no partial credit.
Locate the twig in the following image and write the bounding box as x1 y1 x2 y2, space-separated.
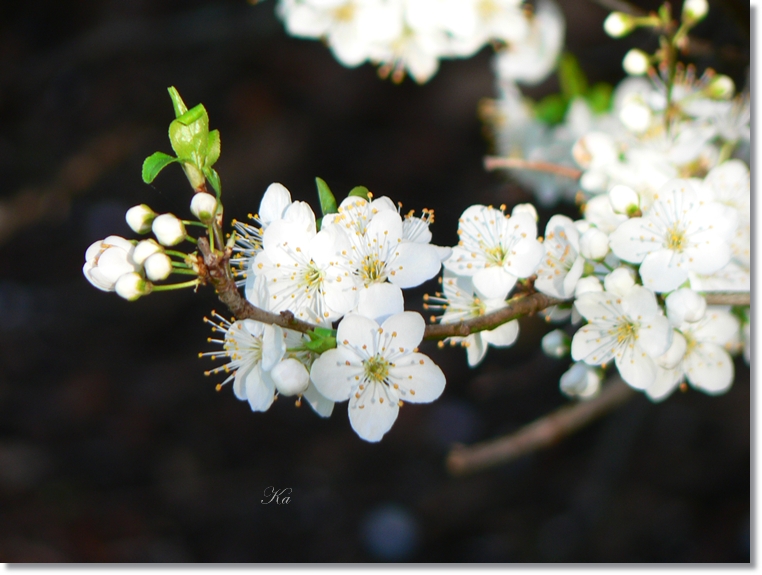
585 0 646 16
484 156 582 180
0 126 148 246
446 376 636 476
704 292 750 307
423 292 565 340
196 237 319 334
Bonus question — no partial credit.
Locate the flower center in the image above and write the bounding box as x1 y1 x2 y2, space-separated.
360 254 387 285
301 263 324 289
615 320 637 344
478 0 499 18
364 354 389 383
665 224 687 252
483 244 508 266
333 3 355 23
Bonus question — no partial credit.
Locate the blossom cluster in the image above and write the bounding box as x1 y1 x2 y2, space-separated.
276 0 553 84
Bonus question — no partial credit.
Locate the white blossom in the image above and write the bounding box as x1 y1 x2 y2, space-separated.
310 309 445 442
560 362 601 399
571 285 672 389
534 215 584 299
445 204 544 300
609 179 737 292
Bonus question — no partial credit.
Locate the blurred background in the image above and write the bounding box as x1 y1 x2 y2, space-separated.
0 0 750 562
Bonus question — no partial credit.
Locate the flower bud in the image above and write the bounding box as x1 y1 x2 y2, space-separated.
114 272 151 301
83 236 139 292
608 185 640 214
657 330 687 369
542 329 570 358
560 362 601 399
682 0 708 23
622 49 650 76
604 266 637 295
125 204 157 234
619 98 652 134
603 12 635 38
575 276 603 296
705 75 735 100
144 252 173 281
190 192 218 224
132 239 163 266
271 358 310 396
511 203 538 221
666 288 706 325
579 228 609 260
152 213 186 246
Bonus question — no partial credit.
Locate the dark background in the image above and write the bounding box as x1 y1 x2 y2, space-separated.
0 0 750 562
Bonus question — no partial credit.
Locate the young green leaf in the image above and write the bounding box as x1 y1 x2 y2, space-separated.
304 334 338 354
206 129 221 168
169 104 210 164
534 93 568 125
142 151 178 184
558 52 588 100
315 177 338 217
586 82 613 114
203 167 221 197
167 86 188 118
347 185 370 201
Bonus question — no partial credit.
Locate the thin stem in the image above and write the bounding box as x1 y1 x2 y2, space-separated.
446 376 636 476
165 249 189 259
704 292 750 306
484 156 582 180
170 268 199 276
182 220 207 228
152 279 200 291
184 235 198 245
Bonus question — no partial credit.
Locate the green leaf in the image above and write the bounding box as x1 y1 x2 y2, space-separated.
169 104 210 164
167 86 188 118
347 185 370 201
585 82 613 114
534 93 568 125
142 151 178 183
206 129 221 168
315 177 338 217
558 52 588 100
311 326 337 338
203 167 221 196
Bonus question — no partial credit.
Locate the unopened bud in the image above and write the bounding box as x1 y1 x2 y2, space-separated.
705 75 735 100
603 12 635 37
133 239 163 266
603 266 637 296
560 362 601 399
682 0 708 23
511 203 538 221
190 192 218 224
622 49 650 76
271 358 310 396
542 329 571 358
579 228 610 260
666 288 706 325
152 213 186 246
574 276 603 296
126 204 157 234
619 98 652 134
144 252 173 281
608 184 640 214
115 272 151 301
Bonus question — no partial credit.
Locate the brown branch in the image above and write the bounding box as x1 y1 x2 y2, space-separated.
446 376 636 476
704 292 750 307
196 237 319 334
484 156 582 180
423 292 566 340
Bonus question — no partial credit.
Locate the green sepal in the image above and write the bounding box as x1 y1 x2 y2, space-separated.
316 177 338 217
304 333 338 353
347 185 370 201
558 52 588 101
534 93 568 125
168 86 188 118
142 151 178 184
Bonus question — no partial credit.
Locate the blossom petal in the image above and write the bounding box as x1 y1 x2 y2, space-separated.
465 334 487 367
309 347 361 402
302 382 335 418
609 217 659 263
638 315 672 358
245 365 276 412
481 319 519 347
356 284 404 323
622 285 659 321
389 352 446 403
639 249 689 292
390 243 442 288
684 343 734 395
645 366 682 402
615 344 657 389
348 387 400 442
336 314 380 356
571 324 616 366
259 183 292 224
473 266 515 300
381 312 425 353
